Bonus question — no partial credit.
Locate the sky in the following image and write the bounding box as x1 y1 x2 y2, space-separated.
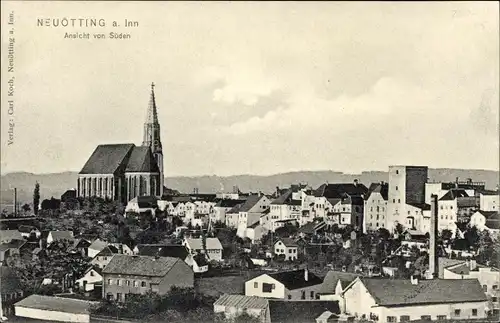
1 1 498 177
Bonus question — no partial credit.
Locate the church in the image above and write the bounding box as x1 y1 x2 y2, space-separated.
77 83 164 204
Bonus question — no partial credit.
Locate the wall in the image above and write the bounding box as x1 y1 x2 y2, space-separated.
286 283 323 300
245 275 285 299
214 305 266 322
274 241 297 261
15 307 90 323
76 269 102 291
158 260 194 293
387 166 407 231
344 279 378 318
438 199 458 231
364 192 388 231
480 194 499 212
377 301 488 322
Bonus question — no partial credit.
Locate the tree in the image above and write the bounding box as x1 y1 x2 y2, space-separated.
33 182 40 215
395 223 404 236
22 203 31 213
441 229 453 241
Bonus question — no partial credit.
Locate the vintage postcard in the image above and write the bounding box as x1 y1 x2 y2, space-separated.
0 1 499 323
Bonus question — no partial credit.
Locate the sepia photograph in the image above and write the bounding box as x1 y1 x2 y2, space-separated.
0 1 499 323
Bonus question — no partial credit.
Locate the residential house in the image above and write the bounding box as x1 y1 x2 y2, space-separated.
69 238 91 257
443 260 500 314
317 271 359 308
47 230 74 245
364 182 389 232
298 220 327 239
245 269 323 300
479 190 499 212
470 211 500 237
18 225 41 239
125 195 158 215
438 190 478 231
76 266 103 292
274 238 298 261
300 189 318 226
214 294 269 322
246 222 267 244
0 230 23 243
226 203 244 229
404 203 431 233
91 245 119 269
312 181 368 230
269 300 340 323
211 199 246 224
236 194 272 238
135 243 207 273
14 295 98 323
1 266 24 317
87 239 109 258
102 254 194 300
183 237 224 262
0 239 26 262
109 243 133 255
342 277 488 321
268 188 303 232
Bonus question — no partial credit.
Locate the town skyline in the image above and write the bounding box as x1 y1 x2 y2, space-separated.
1 1 498 177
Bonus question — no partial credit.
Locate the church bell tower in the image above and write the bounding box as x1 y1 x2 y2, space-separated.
142 82 164 195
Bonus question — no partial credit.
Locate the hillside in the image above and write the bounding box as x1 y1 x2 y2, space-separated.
1 168 498 206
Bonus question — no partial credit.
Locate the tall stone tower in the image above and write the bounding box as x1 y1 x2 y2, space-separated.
142 82 164 195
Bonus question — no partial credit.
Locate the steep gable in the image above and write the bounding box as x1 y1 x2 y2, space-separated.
125 146 160 173
79 144 135 175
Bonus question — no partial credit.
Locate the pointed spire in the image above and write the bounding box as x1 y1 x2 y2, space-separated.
146 82 159 124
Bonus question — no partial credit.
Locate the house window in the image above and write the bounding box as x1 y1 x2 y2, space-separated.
483 285 488 292
493 285 498 290
437 316 446 320
398 199 400 203
287 295 292 300
107 279 112 285
90 271 94 277
254 282 258 288
117 293 123 302
393 199 395 203
420 316 431 321
133 281 138 287
454 309 461 316
104 257 107 260
472 309 478 316
310 291 314 298
301 291 306 300
126 280 130 286
396 186 398 191
262 283 273 293
387 316 397 322
117 280 121 286
492 297 498 302
106 293 114 301
400 316 410 322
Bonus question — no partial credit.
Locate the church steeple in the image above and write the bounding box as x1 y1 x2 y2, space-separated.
142 82 164 195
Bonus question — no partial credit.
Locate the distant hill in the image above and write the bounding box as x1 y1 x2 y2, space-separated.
1 168 498 205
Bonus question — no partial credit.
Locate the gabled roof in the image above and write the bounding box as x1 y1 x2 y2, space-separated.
0 230 23 242
185 237 223 250
298 221 326 235
457 196 478 208
438 257 466 278
319 271 359 294
14 295 97 315
271 188 300 206
102 255 181 277
124 146 160 173
365 182 389 201
227 203 244 214
314 183 368 199
239 195 265 212
214 294 268 309
478 189 499 196
439 189 469 201
96 245 118 256
79 144 135 174
275 238 298 248
88 239 108 251
137 244 189 260
476 210 499 219
18 225 38 233
0 239 26 251
485 219 500 230
269 300 340 323
129 195 158 208
49 231 74 241
215 199 247 208
268 269 322 290
354 278 487 306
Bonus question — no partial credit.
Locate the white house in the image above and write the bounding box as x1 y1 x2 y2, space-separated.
479 190 499 212
342 277 489 322
47 231 74 245
443 260 500 314
0 230 23 243
246 222 267 244
211 199 246 224
317 271 359 306
245 269 323 300
236 195 271 238
125 195 158 215
364 182 389 232
268 188 302 232
87 239 108 258
76 266 103 292
214 294 269 322
90 246 119 269
274 238 298 261
183 237 224 262
470 210 499 235
14 295 98 323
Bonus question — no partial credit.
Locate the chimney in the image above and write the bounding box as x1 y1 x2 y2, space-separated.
410 275 419 285
304 268 309 282
428 194 438 279
354 179 359 187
